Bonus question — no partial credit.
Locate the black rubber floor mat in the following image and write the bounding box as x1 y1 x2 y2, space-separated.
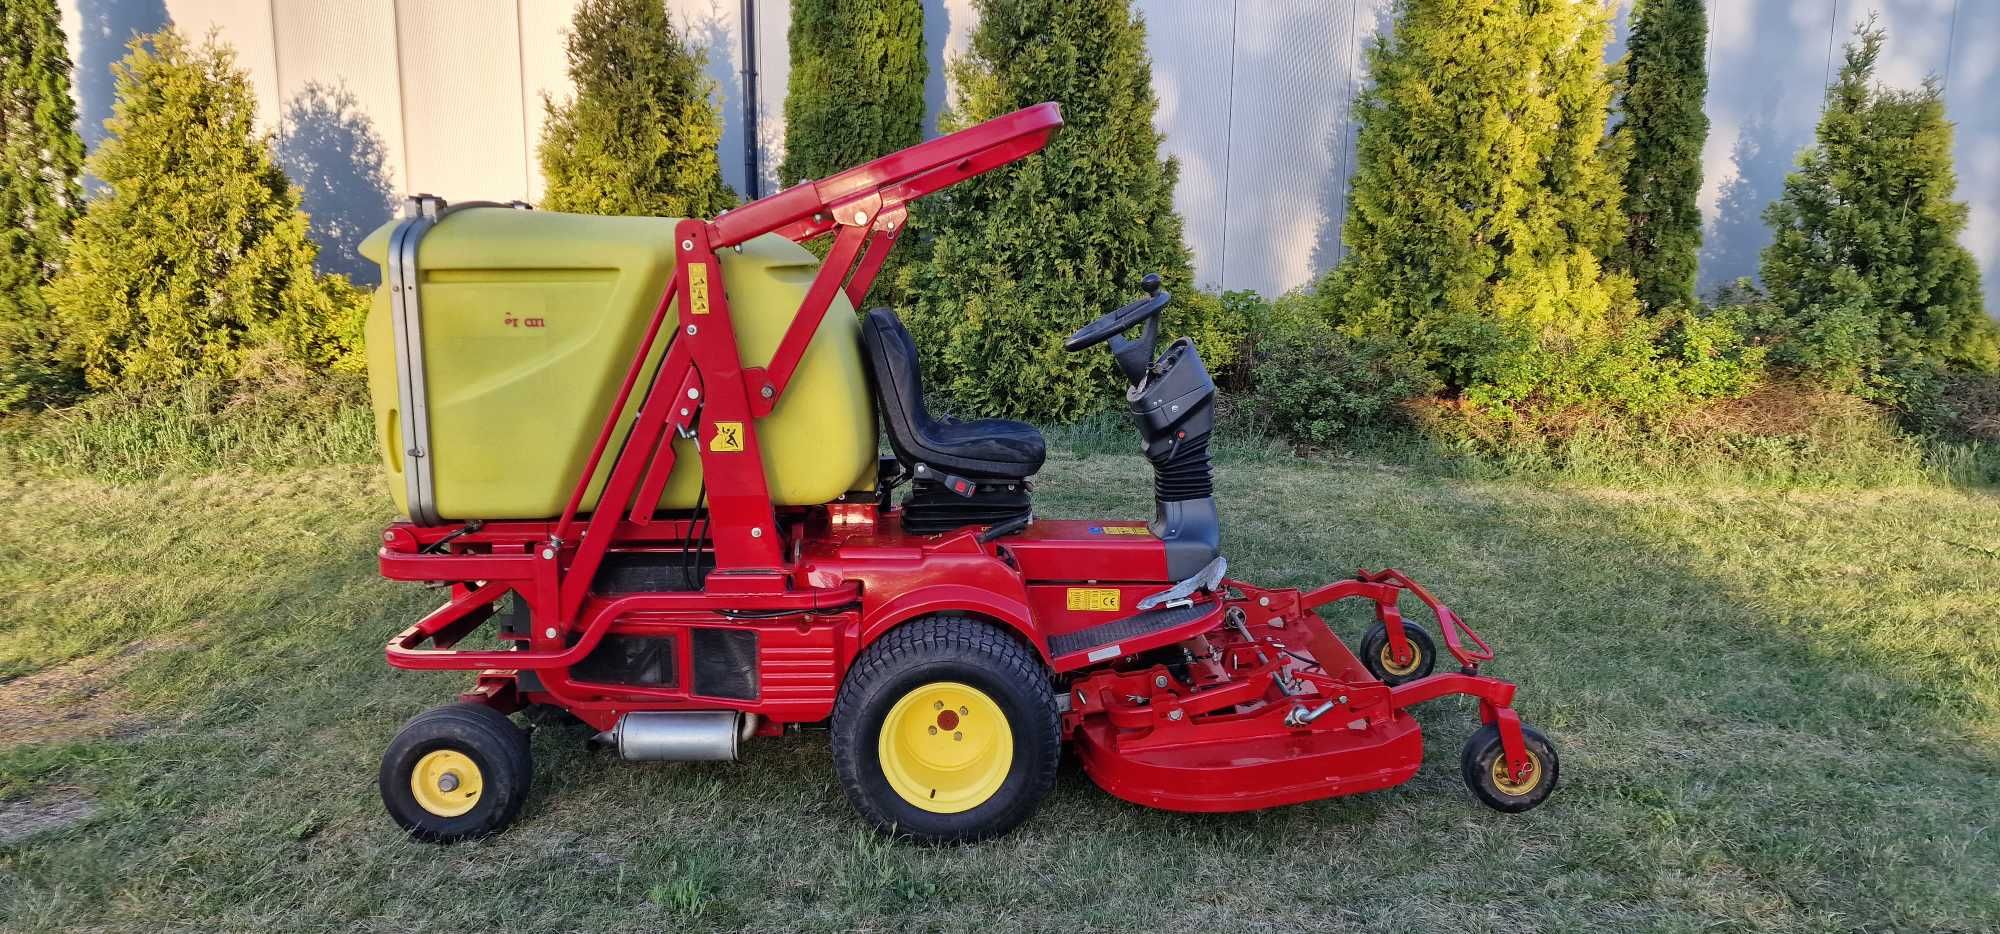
1048 601 1216 657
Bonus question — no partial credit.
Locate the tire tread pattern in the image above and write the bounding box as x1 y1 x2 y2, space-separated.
830 615 1059 843
379 702 533 842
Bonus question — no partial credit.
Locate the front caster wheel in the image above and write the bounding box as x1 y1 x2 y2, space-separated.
1460 723 1559 813
831 615 1059 844
1359 620 1436 685
379 702 533 842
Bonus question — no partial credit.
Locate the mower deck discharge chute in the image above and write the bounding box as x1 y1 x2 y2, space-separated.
363 102 1560 844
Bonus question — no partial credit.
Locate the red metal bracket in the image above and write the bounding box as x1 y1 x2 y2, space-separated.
1296 569 1496 669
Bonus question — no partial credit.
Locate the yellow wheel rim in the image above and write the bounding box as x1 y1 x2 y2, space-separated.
1379 640 1423 677
878 681 1013 814
1490 750 1544 796
410 749 484 817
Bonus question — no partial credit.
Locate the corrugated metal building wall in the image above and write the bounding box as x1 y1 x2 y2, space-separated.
58 1 1998 317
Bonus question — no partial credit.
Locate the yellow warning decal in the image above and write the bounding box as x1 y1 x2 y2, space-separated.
688 263 710 315
1102 525 1151 536
1067 588 1120 612
710 421 744 452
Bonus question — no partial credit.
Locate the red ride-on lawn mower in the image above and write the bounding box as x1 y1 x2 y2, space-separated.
363 102 1558 843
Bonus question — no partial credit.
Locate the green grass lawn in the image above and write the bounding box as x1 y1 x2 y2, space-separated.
2 449 1997 932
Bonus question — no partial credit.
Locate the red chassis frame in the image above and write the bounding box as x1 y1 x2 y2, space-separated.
375 102 1538 807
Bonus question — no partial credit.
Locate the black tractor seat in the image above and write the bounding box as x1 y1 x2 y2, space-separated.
860 308 1046 480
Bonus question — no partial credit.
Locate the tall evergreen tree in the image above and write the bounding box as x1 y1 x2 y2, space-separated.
47 29 358 391
539 0 735 217
778 0 925 187
1759 21 1997 391
899 0 1227 420
1321 0 1637 407
0 0 85 409
1612 0 1709 312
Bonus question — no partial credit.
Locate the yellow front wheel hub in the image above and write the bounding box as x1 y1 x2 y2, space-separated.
410 749 484 817
1379 641 1423 677
878 681 1013 813
1490 750 1544 796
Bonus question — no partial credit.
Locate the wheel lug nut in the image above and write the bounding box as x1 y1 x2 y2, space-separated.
953 732 963 741
958 706 968 716
934 701 943 710
928 726 937 735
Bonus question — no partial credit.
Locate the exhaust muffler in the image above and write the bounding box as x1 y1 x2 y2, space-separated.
593 711 759 762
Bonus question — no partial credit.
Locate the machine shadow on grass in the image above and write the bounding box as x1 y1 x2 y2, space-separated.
1 455 1996 931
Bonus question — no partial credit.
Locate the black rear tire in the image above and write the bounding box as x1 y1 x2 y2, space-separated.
379 702 533 842
1358 620 1437 685
831 615 1059 844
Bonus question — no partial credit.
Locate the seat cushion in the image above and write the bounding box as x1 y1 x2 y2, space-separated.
861 309 1046 479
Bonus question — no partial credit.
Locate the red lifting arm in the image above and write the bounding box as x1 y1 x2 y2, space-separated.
706 102 1063 249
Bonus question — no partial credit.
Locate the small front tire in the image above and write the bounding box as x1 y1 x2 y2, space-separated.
1358 620 1437 686
379 702 533 842
1460 723 1559 813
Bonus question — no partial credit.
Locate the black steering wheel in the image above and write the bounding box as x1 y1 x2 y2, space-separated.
1063 274 1170 352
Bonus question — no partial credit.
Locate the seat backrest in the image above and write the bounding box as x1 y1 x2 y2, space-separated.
859 308 933 467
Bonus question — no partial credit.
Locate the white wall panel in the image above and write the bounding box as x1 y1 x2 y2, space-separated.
671 0 747 195
518 0 584 203
1138 1 1235 292
751 0 789 193
1211 2 1375 297
270 0 403 186
50 0 2000 311
1946 0 1999 316
61 0 171 153
394 0 530 201
1697 0 1849 290
918 0 977 133
267 0 403 283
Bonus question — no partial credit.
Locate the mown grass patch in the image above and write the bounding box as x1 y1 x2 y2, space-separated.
1 447 1995 932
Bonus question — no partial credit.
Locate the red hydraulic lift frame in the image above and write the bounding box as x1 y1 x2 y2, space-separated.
390 104 1072 644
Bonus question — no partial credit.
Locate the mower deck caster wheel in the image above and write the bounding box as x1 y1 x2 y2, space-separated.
831 615 1060 844
379 702 533 842
1358 620 1436 686
1460 723 1559 813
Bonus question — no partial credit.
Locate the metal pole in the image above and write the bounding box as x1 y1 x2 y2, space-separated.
740 0 761 199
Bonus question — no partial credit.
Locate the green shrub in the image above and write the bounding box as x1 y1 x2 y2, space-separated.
898 0 1235 421
539 0 736 217
778 0 925 186
1246 324 1438 447
1467 303 1762 418
1170 286 1251 385
779 0 925 305
0 0 85 410
1611 0 1710 312
0 371 375 482
1323 0 1639 410
1403 379 1953 488
45 29 359 393
1757 20 1998 397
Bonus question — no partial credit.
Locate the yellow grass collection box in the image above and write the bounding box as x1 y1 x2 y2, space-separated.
359 203 876 523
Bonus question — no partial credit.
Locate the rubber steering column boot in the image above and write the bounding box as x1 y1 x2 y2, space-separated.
1127 337 1220 580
